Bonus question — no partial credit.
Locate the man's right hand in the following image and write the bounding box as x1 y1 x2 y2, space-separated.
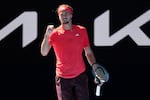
41 25 54 56
45 25 54 38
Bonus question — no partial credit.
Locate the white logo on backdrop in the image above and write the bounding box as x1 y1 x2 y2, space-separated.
94 10 150 46
0 10 150 47
0 11 37 47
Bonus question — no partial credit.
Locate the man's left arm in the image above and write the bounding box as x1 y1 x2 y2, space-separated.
84 46 96 66
84 46 109 83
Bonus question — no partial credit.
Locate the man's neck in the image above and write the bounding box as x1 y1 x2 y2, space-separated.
62 22 72 30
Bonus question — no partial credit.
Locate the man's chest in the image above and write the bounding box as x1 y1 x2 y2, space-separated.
55 31 83 45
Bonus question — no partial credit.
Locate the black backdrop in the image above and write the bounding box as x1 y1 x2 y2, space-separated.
0 0 150 100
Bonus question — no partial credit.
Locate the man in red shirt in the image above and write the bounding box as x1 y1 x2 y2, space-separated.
40 4 108 100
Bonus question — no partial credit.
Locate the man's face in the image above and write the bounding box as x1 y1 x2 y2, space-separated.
58 11 72 24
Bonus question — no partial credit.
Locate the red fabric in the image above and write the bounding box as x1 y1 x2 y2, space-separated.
57 4 73 15
49 25 90 78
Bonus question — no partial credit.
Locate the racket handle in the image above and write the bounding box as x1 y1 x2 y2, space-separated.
96 85 101 96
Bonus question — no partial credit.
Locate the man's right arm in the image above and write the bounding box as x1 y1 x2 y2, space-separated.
40 25 54 56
